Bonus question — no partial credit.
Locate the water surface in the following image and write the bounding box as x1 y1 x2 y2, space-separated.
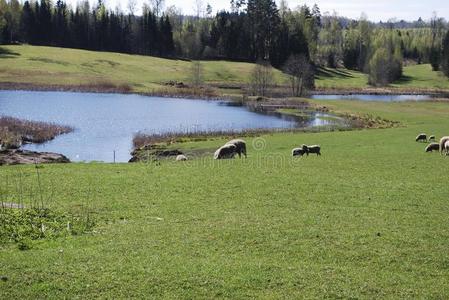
0 91 336 162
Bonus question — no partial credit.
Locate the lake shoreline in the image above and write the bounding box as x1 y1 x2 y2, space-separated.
0 149 70 166
0 82 225 101
1 82 449 100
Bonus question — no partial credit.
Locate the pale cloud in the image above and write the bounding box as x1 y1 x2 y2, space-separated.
67 0 448 21
293 0 447 21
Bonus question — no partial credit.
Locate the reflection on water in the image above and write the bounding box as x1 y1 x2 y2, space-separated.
0 91 343 162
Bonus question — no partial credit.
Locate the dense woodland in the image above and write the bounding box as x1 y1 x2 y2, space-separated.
1 0 449 86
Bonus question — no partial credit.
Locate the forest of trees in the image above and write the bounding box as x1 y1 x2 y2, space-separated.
1 0 449 86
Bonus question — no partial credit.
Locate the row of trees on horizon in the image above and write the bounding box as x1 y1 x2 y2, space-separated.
1 0 449 86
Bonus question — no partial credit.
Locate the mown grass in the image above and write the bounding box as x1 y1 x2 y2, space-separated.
1 99 449 298
1 45 449 94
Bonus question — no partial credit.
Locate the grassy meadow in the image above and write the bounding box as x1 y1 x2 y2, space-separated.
1 45 449 95
1 99 449 298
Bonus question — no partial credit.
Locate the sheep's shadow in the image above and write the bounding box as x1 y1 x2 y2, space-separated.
0 47 20 59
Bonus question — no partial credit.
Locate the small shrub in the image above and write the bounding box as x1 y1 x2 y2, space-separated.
17 239 32 251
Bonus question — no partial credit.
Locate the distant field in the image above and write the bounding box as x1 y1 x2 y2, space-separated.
1 99 449 298
316 64 449 92
1 45 449 94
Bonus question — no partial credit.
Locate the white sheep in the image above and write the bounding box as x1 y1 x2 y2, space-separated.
292 147 307 157
214 144 237 159
444 141 449 155
415 133 427 142
439 136 449 155
176 154 188 161
226 139 247 158
425 143 439 153
303 144 321 156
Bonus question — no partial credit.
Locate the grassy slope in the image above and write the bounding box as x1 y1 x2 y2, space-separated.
0 45 283 93
1 100 449 298
1 45 449 93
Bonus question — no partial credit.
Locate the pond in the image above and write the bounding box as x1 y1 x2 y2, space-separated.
311 94 434 101
0 91 338 162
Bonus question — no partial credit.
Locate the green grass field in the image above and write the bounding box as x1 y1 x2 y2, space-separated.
1 99 449 298
1 45 449 94
0 45 280 93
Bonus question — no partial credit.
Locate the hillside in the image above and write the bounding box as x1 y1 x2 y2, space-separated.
0 45 275 95
1 45 449 95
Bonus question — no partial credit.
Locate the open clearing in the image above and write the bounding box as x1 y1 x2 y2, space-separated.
1 45 449 94
1 99 449 298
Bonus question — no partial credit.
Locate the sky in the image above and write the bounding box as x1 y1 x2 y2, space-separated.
68 0 449 22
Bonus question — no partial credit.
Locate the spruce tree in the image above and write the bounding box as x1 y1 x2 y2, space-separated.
442 31 449 77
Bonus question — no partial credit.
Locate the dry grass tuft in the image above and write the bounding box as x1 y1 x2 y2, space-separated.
0 116 74 149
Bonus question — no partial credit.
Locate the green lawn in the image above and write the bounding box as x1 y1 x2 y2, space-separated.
1 45 449 94
391 64 449 90
315 67 369 89
1 99 449 298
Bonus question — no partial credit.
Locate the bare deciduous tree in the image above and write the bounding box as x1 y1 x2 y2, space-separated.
283 54 315 97
190 61 204 88
127 0 137 15
249 61 275 97
150 0 165 17
193 0 205 18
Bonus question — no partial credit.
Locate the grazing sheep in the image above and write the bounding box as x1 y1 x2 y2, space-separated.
214 144 237 159
429 135 436 142
303 144 321 156
445 141 449 156
176 154 188 161
415 133 427 142
425 143 440 152
292 147 307 157
439 136 449 155
226 139 247 158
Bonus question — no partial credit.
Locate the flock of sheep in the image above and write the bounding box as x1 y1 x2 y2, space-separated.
174 132 449 162
416 133 449 155
174 138 321 161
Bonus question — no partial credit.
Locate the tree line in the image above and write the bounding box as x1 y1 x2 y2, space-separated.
0 0 175 55
1 0 449 86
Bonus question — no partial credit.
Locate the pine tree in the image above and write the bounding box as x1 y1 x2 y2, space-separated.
246 0 280 61
37 0 52 45
53 0 68 46
20 1 35 43
441 31 449 77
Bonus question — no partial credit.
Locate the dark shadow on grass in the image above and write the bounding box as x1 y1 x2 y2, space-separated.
28 57 69 66
316 67 354 79
393 75 413 84
0 47 20 58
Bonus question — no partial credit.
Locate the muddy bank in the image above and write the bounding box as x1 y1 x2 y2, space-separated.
0 81 220 100
0 81 133 94
129 144 184 163
0 149 70 166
